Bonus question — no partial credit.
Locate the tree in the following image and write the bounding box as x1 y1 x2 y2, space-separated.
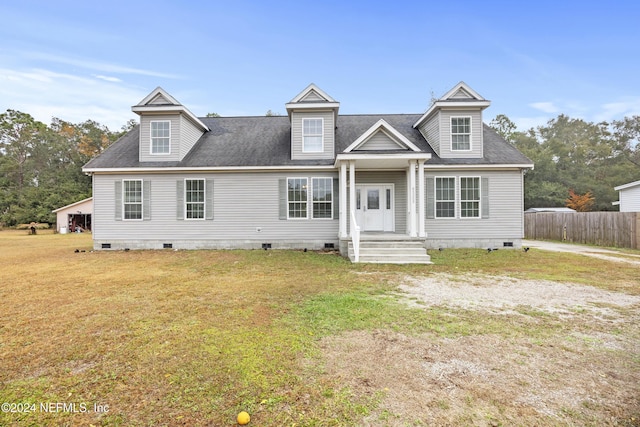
120 119 138 135
611 116 640 168
206 112 220 117
0 110 118 226
265 110 281 116
489 114 517 144
491 113 636 211
0 110 46 195
566 189 594 212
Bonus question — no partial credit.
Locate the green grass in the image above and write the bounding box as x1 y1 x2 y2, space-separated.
0 230 638 426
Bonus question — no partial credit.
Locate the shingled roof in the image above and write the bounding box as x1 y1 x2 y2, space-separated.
83 114 532 170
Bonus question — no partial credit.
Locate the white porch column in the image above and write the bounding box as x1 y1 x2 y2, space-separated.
349 161 356 236
408 160 417 237
339 162 347 238
418 159 425 238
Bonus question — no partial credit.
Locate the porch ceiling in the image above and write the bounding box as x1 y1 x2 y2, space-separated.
335 152 431 169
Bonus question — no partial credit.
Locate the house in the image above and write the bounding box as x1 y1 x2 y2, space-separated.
82 82 533 263
613 180 640 212
52 197 93 233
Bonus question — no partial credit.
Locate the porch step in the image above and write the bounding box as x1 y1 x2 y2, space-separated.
348 240 431 264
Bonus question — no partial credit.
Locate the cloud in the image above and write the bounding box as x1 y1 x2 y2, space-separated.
94 74 122 83
0 68 143 129
512 96 640 132
529 102 560 114
25 52 180 79
593 98 640 122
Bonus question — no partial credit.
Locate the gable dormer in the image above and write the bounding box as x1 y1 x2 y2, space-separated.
345 119 422 152
132 87 209 162
413 82 490 159
285 84 339 160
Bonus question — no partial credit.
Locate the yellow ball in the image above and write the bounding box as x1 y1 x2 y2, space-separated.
237 411 250 425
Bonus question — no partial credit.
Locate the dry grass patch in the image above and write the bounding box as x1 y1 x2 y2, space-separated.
0 231 369 426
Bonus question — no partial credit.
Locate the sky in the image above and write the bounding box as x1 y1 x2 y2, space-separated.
1 1 639 132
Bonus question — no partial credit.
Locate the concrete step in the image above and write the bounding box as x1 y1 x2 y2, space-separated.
350 247 428 256
351 254 432 264
356 241 426 249
348 240 431 264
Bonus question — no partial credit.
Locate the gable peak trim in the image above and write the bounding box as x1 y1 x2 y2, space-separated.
289 83 337 103
440 81 485 101
344 119 421 153
135 86 181 107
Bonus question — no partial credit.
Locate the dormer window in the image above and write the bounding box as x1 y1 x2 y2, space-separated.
451 117 471 151
302 118 323 152
151 120 171 154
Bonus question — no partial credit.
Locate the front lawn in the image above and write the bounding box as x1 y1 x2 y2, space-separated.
0 231 638 426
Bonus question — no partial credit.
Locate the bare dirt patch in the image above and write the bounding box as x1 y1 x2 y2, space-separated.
398 273 640 319
319 274 640 426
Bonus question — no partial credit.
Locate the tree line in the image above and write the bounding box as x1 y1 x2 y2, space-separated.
489 114 640 211
0 110 134 226
1 109 639 227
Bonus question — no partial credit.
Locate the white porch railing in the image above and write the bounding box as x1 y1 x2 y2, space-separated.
350 210 361 262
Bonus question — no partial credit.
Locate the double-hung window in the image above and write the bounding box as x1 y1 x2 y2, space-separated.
123 180 143 220
286 177 334 219
185 179 205 219
460 177 480 218
312 178 332 219
151 120 170 154
435 177 455 218
287 178 308 218
451 117 471 151
302 118 323 152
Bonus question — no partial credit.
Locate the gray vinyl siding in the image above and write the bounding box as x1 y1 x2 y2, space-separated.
179 115 205 158
291 111 335 160
418 112 441 156
358 131 402 150
438 110 483 158
92 171 339 247
347 170 407 234
619 186 640 212
424 170 523 240
139 115 181 162
139 114 204 162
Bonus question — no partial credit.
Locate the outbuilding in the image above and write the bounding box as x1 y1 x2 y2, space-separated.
613 180 640 212
52 197 93 233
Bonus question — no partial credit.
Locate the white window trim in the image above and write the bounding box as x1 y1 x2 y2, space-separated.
184 178 206 221
123 179 143 221
311 177 333 220
302 118 324 153
287 177 309 220
459 176 481 219
434 176 456 219
450 116 472 152
150 120 171 155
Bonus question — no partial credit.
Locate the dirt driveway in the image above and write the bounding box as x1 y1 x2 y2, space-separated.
320 272 640 426
523 239 640 265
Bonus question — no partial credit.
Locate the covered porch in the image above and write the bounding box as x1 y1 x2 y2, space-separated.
335 153 432 263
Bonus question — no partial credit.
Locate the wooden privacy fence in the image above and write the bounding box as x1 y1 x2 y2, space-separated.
524 212 640 249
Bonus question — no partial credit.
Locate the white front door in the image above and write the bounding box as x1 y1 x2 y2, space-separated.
355 184 394 232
